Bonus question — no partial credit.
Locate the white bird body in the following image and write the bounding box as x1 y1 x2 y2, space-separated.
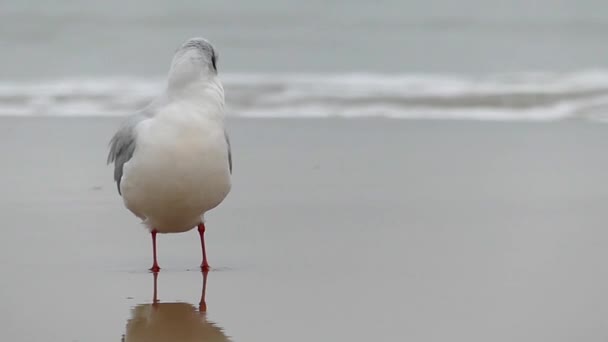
120 80 230 233
107 37 231 271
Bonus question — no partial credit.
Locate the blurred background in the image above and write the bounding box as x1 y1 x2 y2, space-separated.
2 0 608 119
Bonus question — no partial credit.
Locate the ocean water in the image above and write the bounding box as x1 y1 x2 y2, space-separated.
2 0 608 120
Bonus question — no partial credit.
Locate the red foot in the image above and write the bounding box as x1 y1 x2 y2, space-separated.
199 301 207 312
150 230 160 273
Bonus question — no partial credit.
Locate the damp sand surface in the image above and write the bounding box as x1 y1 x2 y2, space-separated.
1 117 608 341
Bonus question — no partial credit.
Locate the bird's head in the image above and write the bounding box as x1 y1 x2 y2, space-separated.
167 37 219 89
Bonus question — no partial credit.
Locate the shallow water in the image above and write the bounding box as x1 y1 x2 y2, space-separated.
3 0 608 78
4 1 608 122
2 118 608 341
5 71 608 121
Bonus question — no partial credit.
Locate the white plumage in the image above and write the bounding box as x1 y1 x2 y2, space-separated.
120 80 230 232
108 37 232 271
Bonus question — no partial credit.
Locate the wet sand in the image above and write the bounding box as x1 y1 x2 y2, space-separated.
1 117 608 341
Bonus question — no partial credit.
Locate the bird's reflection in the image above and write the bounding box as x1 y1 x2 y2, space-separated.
122 272 230 342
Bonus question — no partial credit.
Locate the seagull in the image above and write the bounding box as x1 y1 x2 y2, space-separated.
107 37 232 272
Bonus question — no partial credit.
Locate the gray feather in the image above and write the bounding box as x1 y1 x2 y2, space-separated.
225 130 232 173
107 113 148 195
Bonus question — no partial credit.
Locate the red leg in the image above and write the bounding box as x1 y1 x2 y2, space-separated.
150 230 160 272
198 223 210 271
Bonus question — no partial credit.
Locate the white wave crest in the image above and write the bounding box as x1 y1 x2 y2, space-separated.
2 71 608 120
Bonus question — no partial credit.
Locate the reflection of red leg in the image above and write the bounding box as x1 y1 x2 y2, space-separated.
199 270 208 312
152 272 159 306
150 230 160 272
198 223 210 271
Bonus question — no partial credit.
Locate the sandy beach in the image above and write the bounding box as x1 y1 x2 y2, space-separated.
1 117 608 341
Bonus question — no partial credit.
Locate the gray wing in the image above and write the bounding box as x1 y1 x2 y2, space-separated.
107 114 146 195
225 130 232 174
